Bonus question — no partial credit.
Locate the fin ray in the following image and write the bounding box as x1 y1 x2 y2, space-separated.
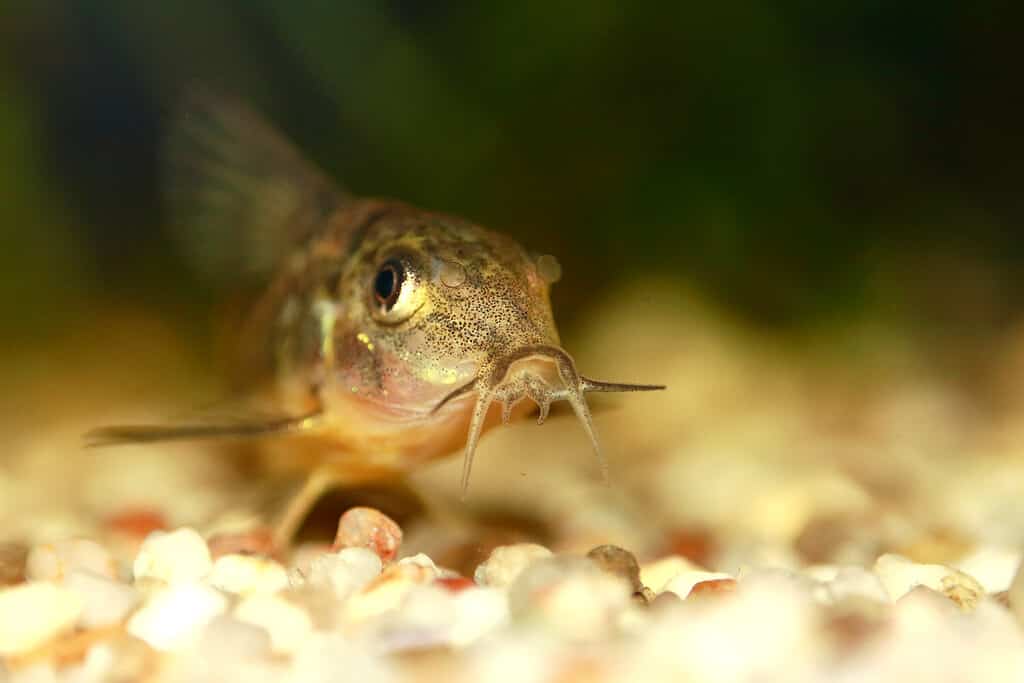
164 86 349 285
84 409 322 447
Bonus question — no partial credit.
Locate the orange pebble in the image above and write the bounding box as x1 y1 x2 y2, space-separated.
332 507 403 563
105 509 168 538
688 578 738 597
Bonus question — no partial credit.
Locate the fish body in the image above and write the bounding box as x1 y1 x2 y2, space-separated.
91 90 663 512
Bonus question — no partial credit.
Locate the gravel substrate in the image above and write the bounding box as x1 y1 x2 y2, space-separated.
2 507 1024 681
6 285 1024 680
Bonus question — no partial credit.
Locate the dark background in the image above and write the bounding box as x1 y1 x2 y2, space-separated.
2 1 1021 350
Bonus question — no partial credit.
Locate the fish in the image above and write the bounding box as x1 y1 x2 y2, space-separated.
87 89 665 544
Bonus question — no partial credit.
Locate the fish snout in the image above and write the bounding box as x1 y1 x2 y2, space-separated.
431 343 666 497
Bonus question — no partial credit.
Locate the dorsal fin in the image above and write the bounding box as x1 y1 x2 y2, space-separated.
164 87 349 285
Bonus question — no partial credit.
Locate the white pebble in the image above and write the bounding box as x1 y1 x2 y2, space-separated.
398 553 441 576
464 632 558 683
198 615 273 658
6 662 58 682
207 554 289 596
64 569 140 628
639 555 704 594
0 582 81 656
127 581 227 651
955 546 1023 593
344 561 437 624
474 544 552 588
235 593 314 655
663 570 734 599
451 586 510 647
508 557 632 641
133 528 212 585
874 553 984 609
809 565 889 605
303 547 382 598
290 632 397 683
375 584 457 652
167 616 280 683
25 539 116 582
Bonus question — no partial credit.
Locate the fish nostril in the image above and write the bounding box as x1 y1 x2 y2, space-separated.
439 259 467 288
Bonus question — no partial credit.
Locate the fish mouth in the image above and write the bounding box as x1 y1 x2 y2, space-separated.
430 344 665 497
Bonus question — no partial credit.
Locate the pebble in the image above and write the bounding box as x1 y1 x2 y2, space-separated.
289 632 398 683
508 556 632 640
372 581 508 652
207 554 289 595
662 570 735 599
435 576 475 592
289 542 333 578
198 615 273 659
375 584 457 652
0 582 82 656
397 553 443 577
587 545 644 593
450 586 510 647
813 566 890 605
64 569 140 628
333 507 403 563
25 539 116 582
207 527 276 559
127 581 228 651
954 546 1023 593
688 577 738 597
873 553 985 610
133 528 212 585
344 557 439 624
105 508 168 539
474 543 553 588
235 593 314 655
170 616 281 683
302 547 382 599
639 555 704 594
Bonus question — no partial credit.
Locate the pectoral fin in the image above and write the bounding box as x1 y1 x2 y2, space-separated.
84 409 322 447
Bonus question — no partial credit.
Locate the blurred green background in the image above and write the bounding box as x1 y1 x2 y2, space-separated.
2 1 1021 350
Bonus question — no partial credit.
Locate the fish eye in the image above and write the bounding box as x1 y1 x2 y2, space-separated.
374 260 403 311
369 256 422 325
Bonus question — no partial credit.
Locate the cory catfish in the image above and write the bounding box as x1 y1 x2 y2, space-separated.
90 91 664 544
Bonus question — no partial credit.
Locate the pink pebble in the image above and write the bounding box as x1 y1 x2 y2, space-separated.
106 508 168 538
435 576 475 593
332 507 402 563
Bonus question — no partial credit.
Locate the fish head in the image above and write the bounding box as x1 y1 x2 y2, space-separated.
331 202 664 493
335 205 562 407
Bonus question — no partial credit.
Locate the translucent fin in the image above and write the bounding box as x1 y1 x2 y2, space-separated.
164 86 349 285
84 409 322 447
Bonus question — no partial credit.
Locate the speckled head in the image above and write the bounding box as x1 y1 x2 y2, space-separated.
329 201 665 495
331 203 560 408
